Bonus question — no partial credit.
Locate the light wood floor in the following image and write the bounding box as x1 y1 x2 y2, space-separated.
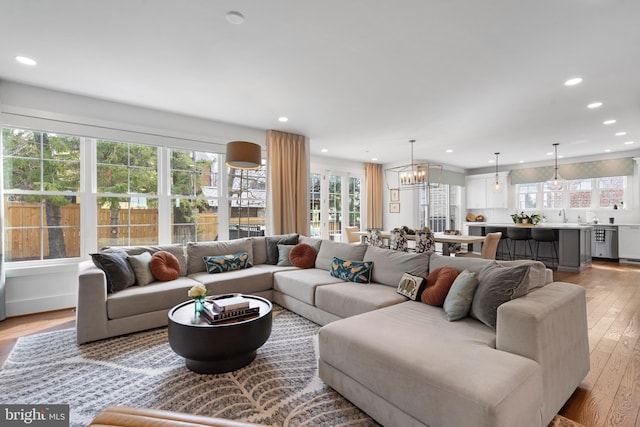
1 260 639 426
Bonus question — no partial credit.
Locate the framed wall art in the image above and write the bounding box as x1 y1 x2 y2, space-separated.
389 203 400 213
390 188 399 202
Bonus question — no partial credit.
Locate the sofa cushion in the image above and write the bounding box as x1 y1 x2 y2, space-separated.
330 257 373 284
396 272 425 300
251 237 268 265
273 269 343 305
186 239 253 274
497 259 550 292
429 253 496 275
364 246 429 287
266 234 299 265
316 240 367 271
107 276 199 319
289 243 317 269
316 283 407 318
150 251 181 281
443 269 479 321
421 267 458 306
277 244 295 266
190 268 273 295
91 251 136 293
470 264 531 329
299 235 322 253
101 244 187 277
203 252 252 274
127 252 154 286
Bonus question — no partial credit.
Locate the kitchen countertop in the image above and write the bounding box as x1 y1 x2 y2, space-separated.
465 222 594 229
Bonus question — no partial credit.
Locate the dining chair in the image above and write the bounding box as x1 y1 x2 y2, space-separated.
390 228 408 252
344 226 360 244
456 232 501 259
367 228 385 248
415 231 435 254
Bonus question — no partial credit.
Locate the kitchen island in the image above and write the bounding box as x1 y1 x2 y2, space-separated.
467 223 592 273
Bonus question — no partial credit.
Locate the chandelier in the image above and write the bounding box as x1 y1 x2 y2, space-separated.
384 140 442 190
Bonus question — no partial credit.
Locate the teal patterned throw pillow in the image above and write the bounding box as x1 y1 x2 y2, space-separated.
203 252 252 274
329 257 373 284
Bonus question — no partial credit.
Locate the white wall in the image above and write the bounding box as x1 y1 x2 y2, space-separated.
0 81 268 317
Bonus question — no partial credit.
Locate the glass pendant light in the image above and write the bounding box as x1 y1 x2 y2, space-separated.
547 143 564 191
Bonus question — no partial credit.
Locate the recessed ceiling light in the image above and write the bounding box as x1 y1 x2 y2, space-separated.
587 102 603 109
445 149 453 153
278 116 288 122
564 77 583 86
225 11 245 24
624 141 634 145
603 119 616 125
519 160 524 163
546 152 553 156
15 56 37 66
321 148 328 153
615 132 627 136
371 157 378 161
488 160 495 163
559 155 564 159
605 149 611 153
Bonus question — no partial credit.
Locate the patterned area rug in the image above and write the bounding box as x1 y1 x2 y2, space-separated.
1 308 583 427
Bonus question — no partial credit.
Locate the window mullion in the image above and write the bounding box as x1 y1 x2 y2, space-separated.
157 146 171 244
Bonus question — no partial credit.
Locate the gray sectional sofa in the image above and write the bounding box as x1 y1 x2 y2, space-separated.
77 234 589 427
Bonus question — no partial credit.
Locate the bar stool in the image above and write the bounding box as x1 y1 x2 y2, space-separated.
485 226 510 260
507 227 532 260
531 228 559 269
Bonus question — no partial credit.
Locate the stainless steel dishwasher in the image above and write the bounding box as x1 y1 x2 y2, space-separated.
592 225 618 260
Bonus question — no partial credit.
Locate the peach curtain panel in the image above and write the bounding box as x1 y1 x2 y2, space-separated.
267 130 308 235
365 163 383 229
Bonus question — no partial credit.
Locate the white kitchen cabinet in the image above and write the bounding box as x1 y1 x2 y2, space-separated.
465 175 508 209
465 177 487 209
618 225 640 262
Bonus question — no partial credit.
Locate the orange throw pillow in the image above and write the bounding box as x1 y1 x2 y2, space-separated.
289 243 317 269
150 251 181 281
421 267 459 306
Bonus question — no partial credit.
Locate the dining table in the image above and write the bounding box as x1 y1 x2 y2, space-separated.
354 231 486 255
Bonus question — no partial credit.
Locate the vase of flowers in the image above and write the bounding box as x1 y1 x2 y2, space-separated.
188 284 210 316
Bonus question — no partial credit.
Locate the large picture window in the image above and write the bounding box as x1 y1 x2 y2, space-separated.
2 129 81 261
170 149 220 244
96 140 159 247
1 126 268 263
517 176 626 210
227 161 266 240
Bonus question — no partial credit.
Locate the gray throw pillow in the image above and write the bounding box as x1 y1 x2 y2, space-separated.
127 251 154 286
266 234 299 265
91 251 136 293
277 244 296 266
443 269 479 321
470 264 530 328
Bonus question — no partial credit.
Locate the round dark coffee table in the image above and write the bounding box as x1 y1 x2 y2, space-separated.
168 294 272 374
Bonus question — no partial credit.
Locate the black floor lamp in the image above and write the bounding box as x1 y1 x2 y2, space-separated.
225 141 262 239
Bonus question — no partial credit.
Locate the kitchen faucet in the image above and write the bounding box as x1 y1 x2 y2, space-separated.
559 209 567 223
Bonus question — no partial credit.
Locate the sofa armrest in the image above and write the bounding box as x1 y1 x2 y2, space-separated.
76 260 109 344
496 282 589 424
90 406 267 426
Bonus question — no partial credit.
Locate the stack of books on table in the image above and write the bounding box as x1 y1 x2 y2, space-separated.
199 295 259 324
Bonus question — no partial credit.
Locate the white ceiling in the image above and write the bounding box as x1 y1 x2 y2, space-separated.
1 0 639 170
